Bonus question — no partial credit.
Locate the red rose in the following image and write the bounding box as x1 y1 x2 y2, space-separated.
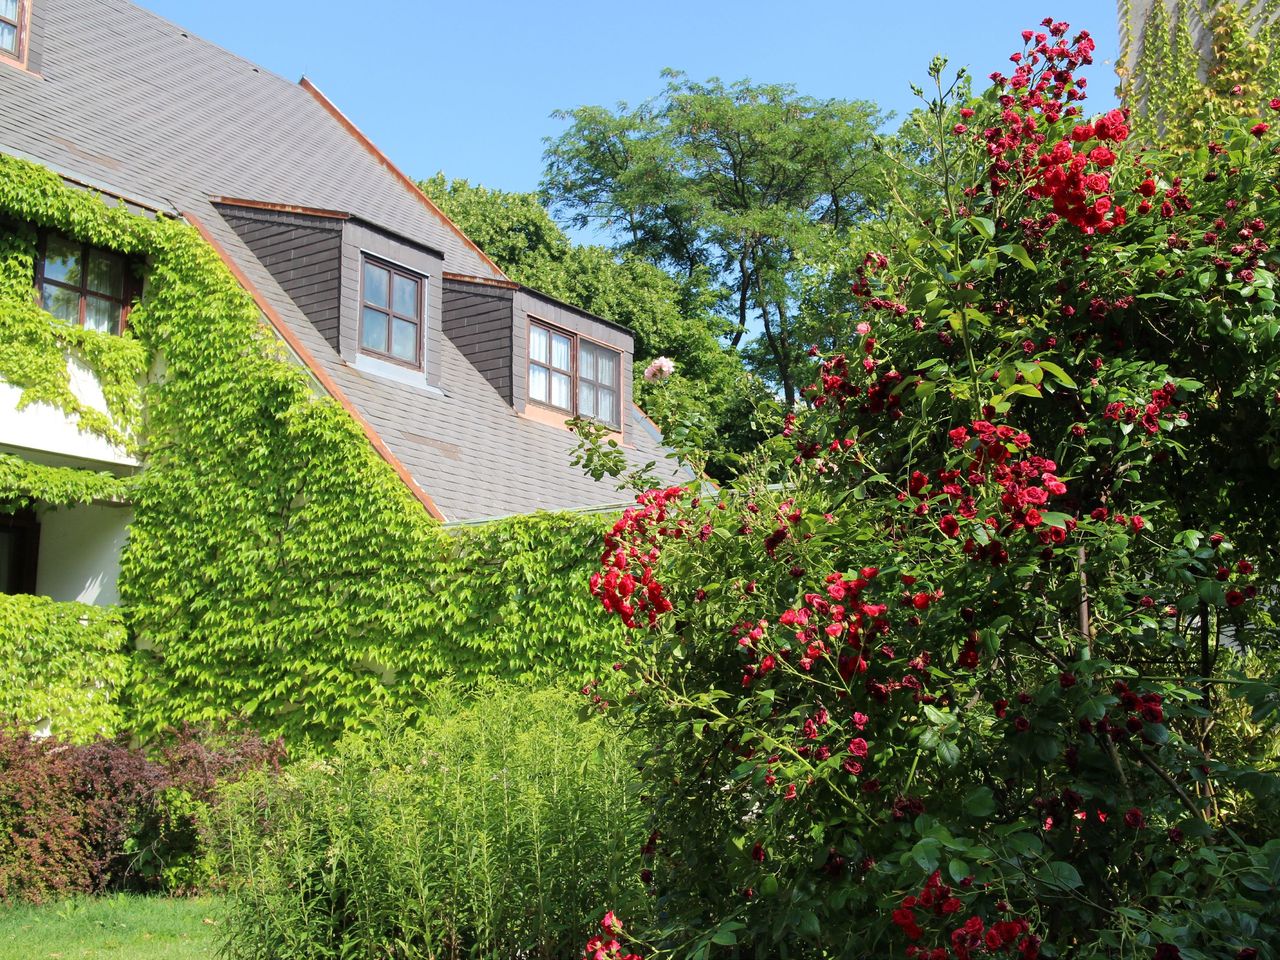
1251 122 1270 137
939 514 961 538
1123 807 1145 829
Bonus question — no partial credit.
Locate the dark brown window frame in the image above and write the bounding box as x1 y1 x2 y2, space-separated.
0 509 39 595
33 231 136 335
527 318 622 430
0 0 27 63
358 253 425 371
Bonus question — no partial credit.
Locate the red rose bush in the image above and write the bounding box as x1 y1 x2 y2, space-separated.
580 18 1280 960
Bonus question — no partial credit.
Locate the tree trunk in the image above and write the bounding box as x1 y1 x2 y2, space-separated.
730 252 751 349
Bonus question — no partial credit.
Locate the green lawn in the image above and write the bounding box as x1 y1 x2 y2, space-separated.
0 895 220 960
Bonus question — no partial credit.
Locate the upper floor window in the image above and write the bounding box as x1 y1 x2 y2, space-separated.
528 321 621 429
360 256 422 368
0 0 25 60
36 233 133 334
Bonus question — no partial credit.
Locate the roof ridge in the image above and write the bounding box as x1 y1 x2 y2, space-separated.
298 77 510 284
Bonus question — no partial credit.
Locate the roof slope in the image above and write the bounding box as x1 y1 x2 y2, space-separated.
0 0 688 520
1 0 502 280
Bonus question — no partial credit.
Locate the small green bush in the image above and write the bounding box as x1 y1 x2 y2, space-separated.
215 683 643 960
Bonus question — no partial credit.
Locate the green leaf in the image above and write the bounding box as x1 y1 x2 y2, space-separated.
963 786 996 817
1005 243 1037 271
1036 360 1077 389
1036 861 1083 890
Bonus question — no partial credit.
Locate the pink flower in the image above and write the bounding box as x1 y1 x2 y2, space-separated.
856 321 872 335
643 356 676 381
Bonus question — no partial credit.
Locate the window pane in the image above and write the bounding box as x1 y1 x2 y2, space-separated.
0 22 14 55
551 332 571 371
551 371 571 410
598 388 617 425
578 380 596 419
86 250 125 297
85 295 118 333
596 348 618 387
579 342 596 381
529 363 549 403
0 0 16 21
392 273 418 319
41 284 80 324
391 317 418 363
363 262 389 308
43 235 82 287
529 325 549 364
361 306 388 352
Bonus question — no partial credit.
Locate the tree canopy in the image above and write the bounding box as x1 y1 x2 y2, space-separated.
541 72 889 406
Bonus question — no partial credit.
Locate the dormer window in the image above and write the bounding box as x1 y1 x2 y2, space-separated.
35 233 133 334
528 320 621 429
360 255 423 368
0 0 25 60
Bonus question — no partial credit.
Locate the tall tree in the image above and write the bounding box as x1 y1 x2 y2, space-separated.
542 73 888 405
421 175 776 480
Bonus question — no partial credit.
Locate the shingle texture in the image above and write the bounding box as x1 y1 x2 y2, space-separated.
0 0 688 520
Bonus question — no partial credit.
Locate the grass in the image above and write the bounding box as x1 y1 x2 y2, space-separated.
0 894 221 960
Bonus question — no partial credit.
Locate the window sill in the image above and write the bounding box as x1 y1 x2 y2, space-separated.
348 354 447 398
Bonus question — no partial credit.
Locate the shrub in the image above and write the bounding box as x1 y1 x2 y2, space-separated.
0 727 282 902
215 683 642 960
580 19 1280 960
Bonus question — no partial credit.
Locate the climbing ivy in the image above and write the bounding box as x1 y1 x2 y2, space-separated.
0 453 129 508
1120 0 1280 146
0 154 626 744
0 594 128 741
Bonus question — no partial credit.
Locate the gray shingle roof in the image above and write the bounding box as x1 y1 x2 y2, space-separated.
0 0 689 520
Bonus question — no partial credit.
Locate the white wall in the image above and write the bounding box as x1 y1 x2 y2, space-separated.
35 502 132 606
0 354 137 468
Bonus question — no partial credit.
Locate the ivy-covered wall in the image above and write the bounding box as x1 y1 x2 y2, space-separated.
0 594 128 741
1119 0 1280 145
0 155 625 743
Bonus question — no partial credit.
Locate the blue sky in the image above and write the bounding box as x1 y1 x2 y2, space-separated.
139 1 1121 199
